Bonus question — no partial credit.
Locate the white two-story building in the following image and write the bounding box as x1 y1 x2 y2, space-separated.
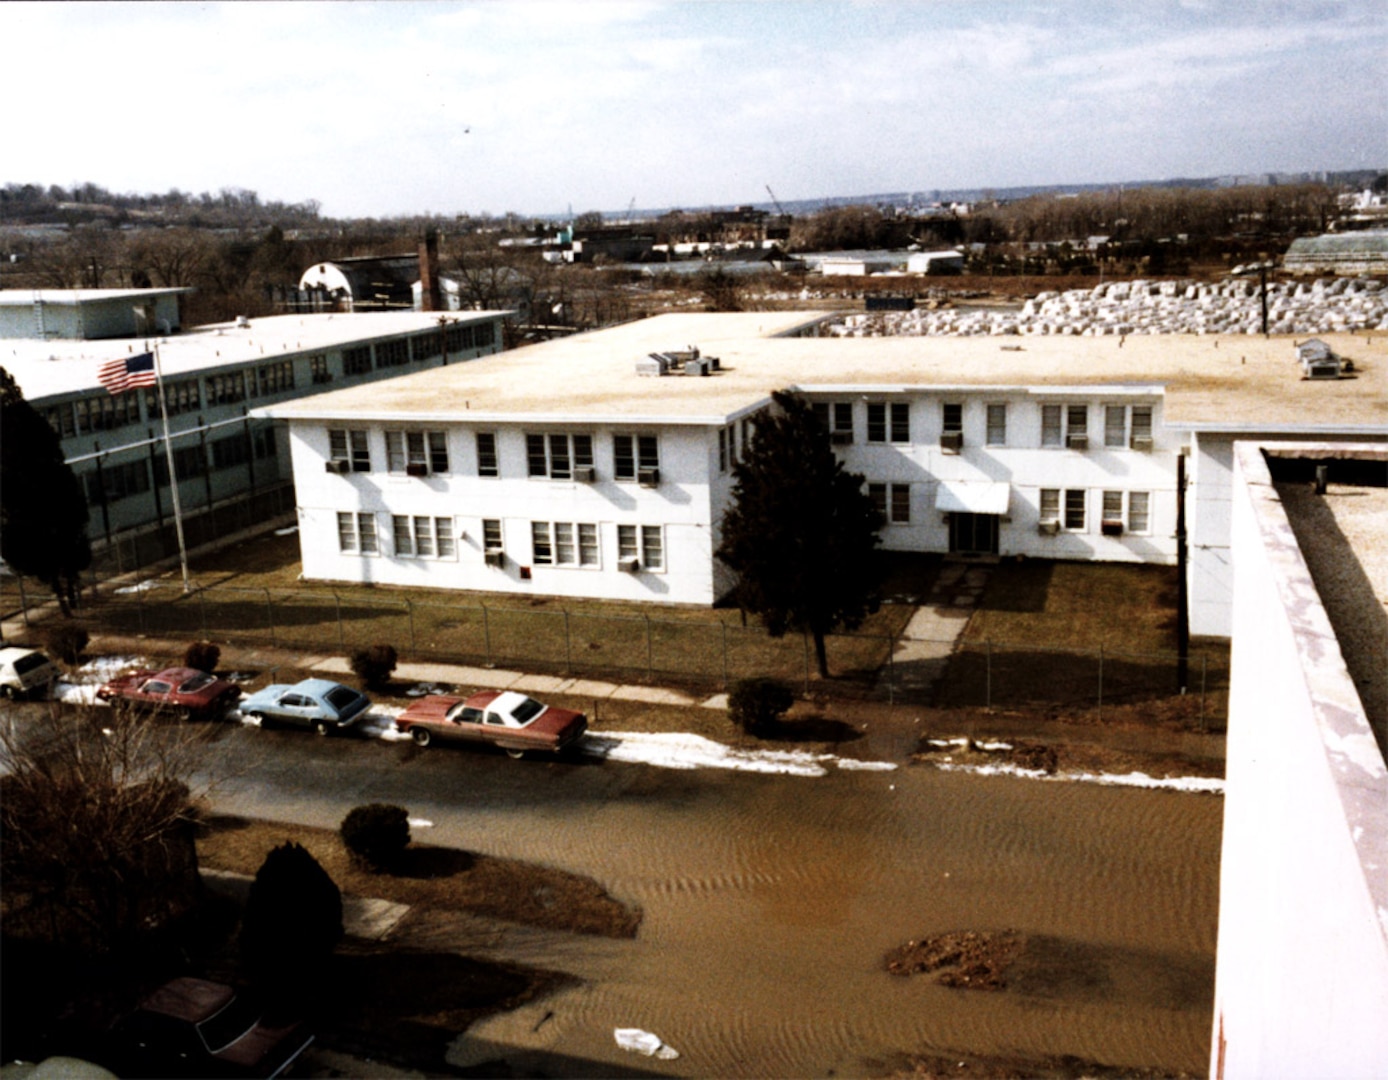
257 312 1387 637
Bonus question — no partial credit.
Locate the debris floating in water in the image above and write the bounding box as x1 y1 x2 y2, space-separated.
614 1028 679 1060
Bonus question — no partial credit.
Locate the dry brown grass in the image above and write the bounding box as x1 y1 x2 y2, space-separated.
196 815 640 938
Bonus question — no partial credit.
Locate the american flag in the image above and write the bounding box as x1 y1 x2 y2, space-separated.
97 352 157 395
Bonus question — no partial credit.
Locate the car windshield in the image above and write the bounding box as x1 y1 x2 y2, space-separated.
179 673 215 693
446 702 482 724
13 652 49 675
324 686 360 710
510 697 545 725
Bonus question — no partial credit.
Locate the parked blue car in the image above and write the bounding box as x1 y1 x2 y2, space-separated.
239 678 371 735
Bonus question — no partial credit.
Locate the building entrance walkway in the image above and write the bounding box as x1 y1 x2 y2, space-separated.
878 559 993 704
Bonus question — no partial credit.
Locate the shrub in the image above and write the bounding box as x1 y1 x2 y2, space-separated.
728 676 795 736
43 622 89 665
183 640 220 673
340 803 411 872
241 841 342 992
349 643 397 690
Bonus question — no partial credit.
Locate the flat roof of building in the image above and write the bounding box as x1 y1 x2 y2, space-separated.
256 311 1388 431
0 288 193 307
2 311 507 400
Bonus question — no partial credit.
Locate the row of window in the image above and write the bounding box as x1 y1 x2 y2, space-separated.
336 513 666 570
83 429 277 505
329 428 664 482
811 400 1154 450
860 481 1153 534
43 321 499 439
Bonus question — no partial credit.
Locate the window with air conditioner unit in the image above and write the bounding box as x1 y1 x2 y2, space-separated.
1101 490 1125 535
476 432 499 477
482 519 504 565
1104 404 1155 450
1039 488 1087 532
328 428 370 472
618 524 664 572
614 433 659 482
940 403 963 451
386 430 448 476
1042 404 1091 449
1100 490 1152 535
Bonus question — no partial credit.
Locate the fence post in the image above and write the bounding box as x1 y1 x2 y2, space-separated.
333 592 345 651
481 602 492 666
563 609 572 672
1097 645 1104 722
985 639 992 710
721 621 729 688
645 614 653 680
263 588 276 645
406 599 416 652
887 635 894 705
1200 653 1208 732
198 588 208 637
802 632 811 696
16 576 30 629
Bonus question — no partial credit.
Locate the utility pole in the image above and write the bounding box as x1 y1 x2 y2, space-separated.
1176 451 1189 691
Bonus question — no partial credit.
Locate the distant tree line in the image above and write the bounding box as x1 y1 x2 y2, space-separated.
0 182 322 230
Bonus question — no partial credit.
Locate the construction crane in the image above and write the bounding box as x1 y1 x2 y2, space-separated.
765 184 787 216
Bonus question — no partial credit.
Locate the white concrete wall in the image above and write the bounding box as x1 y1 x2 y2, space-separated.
292 420 721 604
1211 444 1388 1078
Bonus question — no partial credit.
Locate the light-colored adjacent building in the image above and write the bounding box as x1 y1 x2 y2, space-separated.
256 313 1387 635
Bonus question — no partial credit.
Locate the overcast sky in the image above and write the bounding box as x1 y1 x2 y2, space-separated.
8 1 1386 219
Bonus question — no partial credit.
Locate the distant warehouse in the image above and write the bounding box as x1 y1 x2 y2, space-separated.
1283 230 1388 275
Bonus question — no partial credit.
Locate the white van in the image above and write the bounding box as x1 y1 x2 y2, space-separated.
0 646 61 699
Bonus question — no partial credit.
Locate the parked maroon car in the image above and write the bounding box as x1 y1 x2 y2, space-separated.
96 666 240 720
395 689 588 759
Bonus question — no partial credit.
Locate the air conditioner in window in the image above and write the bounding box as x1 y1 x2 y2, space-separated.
1066 434 1089 450
939 431 964 452
324 459 351 474
619 556 641 572
1130 435 1153 451
484 549 505 567
1037 519 1061 535
405 463 429 477
829 431 854 446
572 465 597 482
1101 520 1124 537
637 467 660 487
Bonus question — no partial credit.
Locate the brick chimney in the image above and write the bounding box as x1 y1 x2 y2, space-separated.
418 229 442 312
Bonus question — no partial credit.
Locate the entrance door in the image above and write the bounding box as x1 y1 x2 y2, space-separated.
949 512 999 556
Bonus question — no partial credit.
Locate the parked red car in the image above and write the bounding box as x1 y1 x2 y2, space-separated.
395 689 588 759
97 666 241 720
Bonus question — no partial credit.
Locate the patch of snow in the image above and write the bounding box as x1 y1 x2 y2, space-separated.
581 731 895 777
408 818 434 829
614 1028 678 1060
836 759 898 772
53 655 147 706
113 579 159 594
933 761 1223 793
273 525 299 536
976 740 1013 751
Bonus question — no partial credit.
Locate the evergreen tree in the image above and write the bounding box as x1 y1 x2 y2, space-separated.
241 842 343 994
717 390 885 677
0 367 91 614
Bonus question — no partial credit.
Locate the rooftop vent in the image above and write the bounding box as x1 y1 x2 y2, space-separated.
1296 338 1350 380
635 347 720 377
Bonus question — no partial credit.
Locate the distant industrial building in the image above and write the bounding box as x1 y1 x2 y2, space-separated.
0 287 189 340
1283 230 1388 275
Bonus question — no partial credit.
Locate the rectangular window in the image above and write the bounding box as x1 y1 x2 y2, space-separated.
1040 488 1060 523
375 339 409 368
986 404 1007 446
339 512 378 554
531 521 597 566
617 524 664 570
145 378 200 418
1102 490 1124 523
393 515 413 557
390 515 453 558
1128 491 1151 533
527 433 593 479
890 402 909 442
410 333 442 362
482 518 503 551
1064 489 1087 531
329 429 370 471
75 392 141 433
253 425 277 460
718 427 729 473
152 444 206 485
436 517 455 558
386 430 447 474
614 433 659 480
869 402 909 443
1105 406 1127 448
475 322 495 347
414 516 435 557
1066 405 1088 438
812 402 829 430
205 372 246 406
869 482 910 524
343 346 372 375
942 403 963 434
832 402 853 435
211 433 251 470
1041 405 1063 447
309 355 331 384
867 403 886 443
257 360 295 396
444 323 474 352
44 403 77 439
1131 406 1153 444
85 460 150 504
476 432 498 477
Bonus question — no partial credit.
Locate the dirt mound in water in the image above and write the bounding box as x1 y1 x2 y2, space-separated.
884 929 1024 990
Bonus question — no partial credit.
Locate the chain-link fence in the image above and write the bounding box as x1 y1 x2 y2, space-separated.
15 576 1227 725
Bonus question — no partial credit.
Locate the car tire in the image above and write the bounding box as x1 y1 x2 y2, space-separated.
314 721 330 737
0 685 14 700
505 748 525 760
411 727 431 747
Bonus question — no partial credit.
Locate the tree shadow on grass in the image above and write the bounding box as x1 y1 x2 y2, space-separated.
392 846 475 880
758 716 864 744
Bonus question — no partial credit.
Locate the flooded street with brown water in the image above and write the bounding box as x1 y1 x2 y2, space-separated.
409 759 1222 1077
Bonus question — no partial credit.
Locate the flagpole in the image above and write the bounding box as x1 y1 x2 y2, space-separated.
152 342 192 594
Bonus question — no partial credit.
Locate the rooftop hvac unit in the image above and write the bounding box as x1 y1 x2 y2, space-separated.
406 463 429 477
1066 434 1089 450
636 353 670 376
572 465 597 482
685 359 710 376
324 459 352 474
830 431 854 446
637 467 660 487
1130 435 1154 451
484 549 505 567
619 556 641 572
1037 519 1061 535
939 431 963 453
